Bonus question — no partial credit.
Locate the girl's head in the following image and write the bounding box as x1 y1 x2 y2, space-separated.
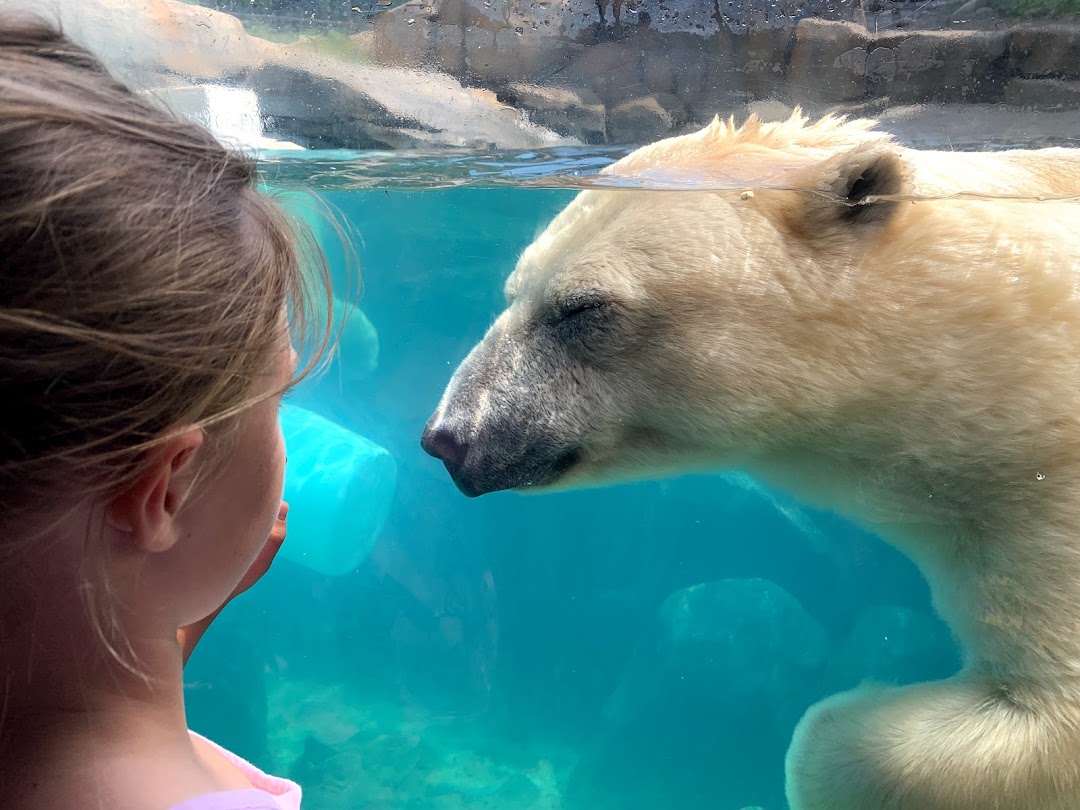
0 14 333 661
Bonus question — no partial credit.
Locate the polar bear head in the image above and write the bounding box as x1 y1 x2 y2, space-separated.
421 111 911 498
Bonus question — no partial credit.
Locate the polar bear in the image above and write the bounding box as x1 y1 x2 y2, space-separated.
420 110 1080 809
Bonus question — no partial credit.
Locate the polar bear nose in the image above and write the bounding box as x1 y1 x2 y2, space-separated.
420 421 470 472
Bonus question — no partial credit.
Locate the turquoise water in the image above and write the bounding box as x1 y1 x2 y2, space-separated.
182 151 962 810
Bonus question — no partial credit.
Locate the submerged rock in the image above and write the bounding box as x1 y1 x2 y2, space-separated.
603 578 828 725
277 404 398 578
565 578 828 810
821 604 961 695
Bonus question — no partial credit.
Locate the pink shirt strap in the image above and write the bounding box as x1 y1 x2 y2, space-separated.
165 732 302 810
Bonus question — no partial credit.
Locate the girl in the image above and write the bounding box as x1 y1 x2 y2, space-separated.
0 12 338 810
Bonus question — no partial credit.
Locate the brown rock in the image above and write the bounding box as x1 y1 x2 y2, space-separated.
667 28 768 122
737 26 797 98
608 95 675 144
789 20 1010 108
653 91 690 128
788 20 870 104
372 0 587 83
684 24 797 118
503 82 607 143
949 0 989 23
1003 78 1080 110
558 40 647 107
371 0 858 103
642 34 677 96
660 31 735 119
1008 24 1080 81
867 29 1010 104
865 44 897 84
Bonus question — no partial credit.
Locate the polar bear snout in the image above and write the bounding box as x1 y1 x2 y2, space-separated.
420 335 588 497
420 418 470 473
421 408 582 498
420 415 486 497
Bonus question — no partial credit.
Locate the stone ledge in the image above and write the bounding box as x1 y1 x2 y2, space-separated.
19 0 1080 150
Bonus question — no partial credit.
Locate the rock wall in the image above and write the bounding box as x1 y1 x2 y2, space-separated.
8 0 1078 150
372 0 1080 145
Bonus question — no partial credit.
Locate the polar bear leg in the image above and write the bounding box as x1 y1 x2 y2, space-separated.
786 675 1080 810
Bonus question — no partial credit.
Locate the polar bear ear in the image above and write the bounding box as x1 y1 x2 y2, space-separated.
802 141 910 232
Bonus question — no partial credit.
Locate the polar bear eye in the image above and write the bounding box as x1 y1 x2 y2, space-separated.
551 292 624 366
557 294 610 321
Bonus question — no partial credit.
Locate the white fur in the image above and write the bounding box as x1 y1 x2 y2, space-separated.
509 110 1080 809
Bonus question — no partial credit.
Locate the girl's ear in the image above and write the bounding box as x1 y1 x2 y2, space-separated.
106 428 203 554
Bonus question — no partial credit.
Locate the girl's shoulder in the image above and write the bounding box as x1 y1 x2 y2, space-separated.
171 732 301 810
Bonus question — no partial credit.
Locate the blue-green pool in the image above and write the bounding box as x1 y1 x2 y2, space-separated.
182 152 960 810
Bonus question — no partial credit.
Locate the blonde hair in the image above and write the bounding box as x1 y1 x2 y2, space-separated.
0 15 337 549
